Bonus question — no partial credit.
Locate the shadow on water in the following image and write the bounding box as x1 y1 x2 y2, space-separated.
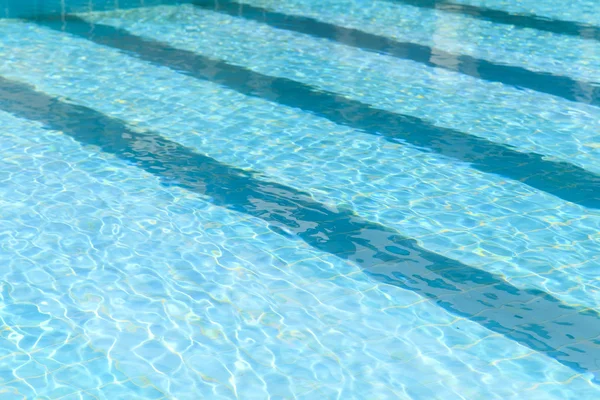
1 76 599 380
31 16 600 210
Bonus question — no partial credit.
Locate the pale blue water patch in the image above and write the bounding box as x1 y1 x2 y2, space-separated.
1 19 599 316
451 0 600 27
0 110 454 398
384 0 600 42
78 5 600 177
2 101 598 399
230 0 600 92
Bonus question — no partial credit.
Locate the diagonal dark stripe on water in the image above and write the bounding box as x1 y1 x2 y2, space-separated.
192 0 600 107
1 76 599 379
32 15 600 210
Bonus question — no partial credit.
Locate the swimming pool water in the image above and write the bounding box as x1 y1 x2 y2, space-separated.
0 0 599 398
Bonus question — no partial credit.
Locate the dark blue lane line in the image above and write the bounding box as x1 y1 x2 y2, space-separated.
32 17 600 210
1 75 599 380
191 0 600 107
0 0 178 19
387 0 600 42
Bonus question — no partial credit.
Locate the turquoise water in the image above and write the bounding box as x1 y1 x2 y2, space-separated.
0 0 599 398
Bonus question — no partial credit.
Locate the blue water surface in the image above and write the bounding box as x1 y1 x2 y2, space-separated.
0 0 599 398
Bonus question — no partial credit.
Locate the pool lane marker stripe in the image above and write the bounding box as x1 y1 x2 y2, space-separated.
1 75 599 380
31 16 600 210
191 0 600 108
386 0 600 42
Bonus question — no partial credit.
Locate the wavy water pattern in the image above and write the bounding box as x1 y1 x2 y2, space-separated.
0 0 599 398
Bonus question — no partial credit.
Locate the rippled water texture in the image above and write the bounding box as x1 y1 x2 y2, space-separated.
0 0 599 398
